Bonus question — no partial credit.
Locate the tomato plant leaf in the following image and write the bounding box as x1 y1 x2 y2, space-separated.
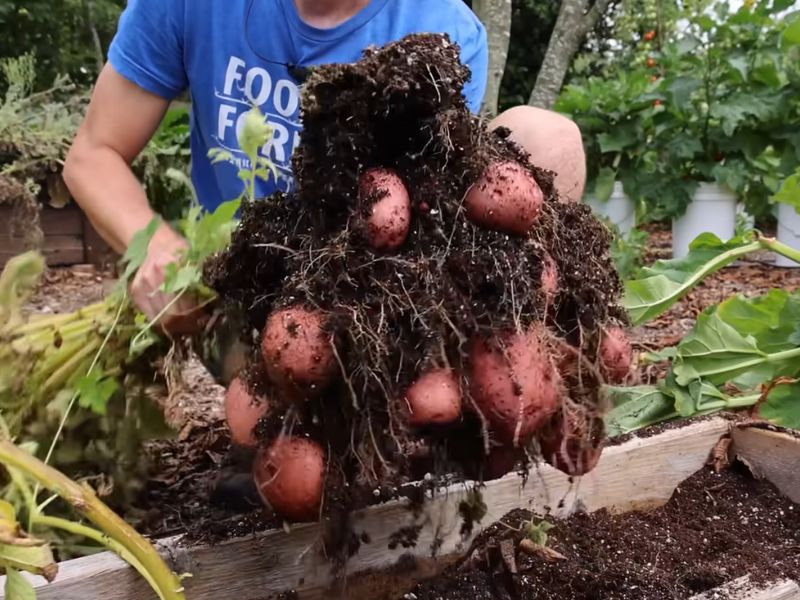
4 567 37 600
0 542 57 582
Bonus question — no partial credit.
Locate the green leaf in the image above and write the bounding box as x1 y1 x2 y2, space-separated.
666 133 703 160
784 16 800 46
0 500 16 524
207 148 235 165
76 372 119 416
774 172 800 211
593 167 616 202
604 385 679 437
4 567 37 600
0 543 57 582
715 290 800 353
187 198 242 264
238 106 273 164
598 126 638 153
675 36 701 56
623 233 760 325
727 55 749 80
673 311 767 386
758 380 800 428
667 77 702 109
162 264 201 295
120 218 161 286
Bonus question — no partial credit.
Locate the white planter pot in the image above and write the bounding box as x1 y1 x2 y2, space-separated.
775 203 800 268
671 183 737 259
586 182 636 237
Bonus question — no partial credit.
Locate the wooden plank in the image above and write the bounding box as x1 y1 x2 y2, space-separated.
82 212 117 271
691 576 800 600
0 234 84 266
39 205 84 236
731 426 800 503
0 418 730 600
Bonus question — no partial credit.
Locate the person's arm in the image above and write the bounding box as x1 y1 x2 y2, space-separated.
63 64 192 324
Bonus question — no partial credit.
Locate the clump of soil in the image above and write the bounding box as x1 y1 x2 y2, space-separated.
204 33 624 564
404 464 800 600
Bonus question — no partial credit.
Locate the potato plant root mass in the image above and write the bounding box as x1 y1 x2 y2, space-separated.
205 34 626 563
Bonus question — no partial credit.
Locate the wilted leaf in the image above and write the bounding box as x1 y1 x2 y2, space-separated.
0 541 57 582
4 568 37 600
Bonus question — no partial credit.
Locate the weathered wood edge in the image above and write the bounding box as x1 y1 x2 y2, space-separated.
691 575 800 600
732 425 800 503
0 417 732 600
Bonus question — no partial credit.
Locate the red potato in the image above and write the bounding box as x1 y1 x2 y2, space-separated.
464 161 544 235
358 168 412 251
253 436 325 522
469 329 562 447
537 409 604 477
483 444 521 481
261 307 337 392
404 368 462 427
540 254 559 298
600 326 633 383
224 376 270 448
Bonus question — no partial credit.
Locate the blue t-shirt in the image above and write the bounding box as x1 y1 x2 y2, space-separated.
109 0 488 211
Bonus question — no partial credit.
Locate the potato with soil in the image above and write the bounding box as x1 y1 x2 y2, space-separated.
537 407 605 476
599 326 633 383
464 161 544 235
253 436 325 522
261 307 337 393
357 168 412 251
469 328 562 446
404 368 462 427
224 376 270 448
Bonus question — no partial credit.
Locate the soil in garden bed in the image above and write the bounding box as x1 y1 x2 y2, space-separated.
401 463 800 600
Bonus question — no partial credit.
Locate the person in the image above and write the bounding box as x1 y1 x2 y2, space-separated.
63 0 586 332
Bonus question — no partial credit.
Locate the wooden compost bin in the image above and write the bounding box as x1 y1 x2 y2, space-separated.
0 203 113 269
2 418 798 600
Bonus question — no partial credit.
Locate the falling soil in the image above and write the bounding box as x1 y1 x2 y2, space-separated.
403 464 800 600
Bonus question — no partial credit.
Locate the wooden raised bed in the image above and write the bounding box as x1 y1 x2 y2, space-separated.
1 418 798 599
0 203 113 269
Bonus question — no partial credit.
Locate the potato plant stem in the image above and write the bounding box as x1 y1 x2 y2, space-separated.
0 441 186 600
759 237 800 265
33 515 164 600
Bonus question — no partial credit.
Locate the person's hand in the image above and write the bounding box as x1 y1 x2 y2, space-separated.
130 224 204 336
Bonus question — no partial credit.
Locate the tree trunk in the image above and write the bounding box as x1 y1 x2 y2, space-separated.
473 0 513 117
527 0 611 109
85 0 105 74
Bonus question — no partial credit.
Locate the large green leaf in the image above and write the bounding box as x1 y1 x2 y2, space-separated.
598 126 638 153
715 290 800 353
604 385 679 437
673 311 768 386
623 233 759 325
758 380 800 428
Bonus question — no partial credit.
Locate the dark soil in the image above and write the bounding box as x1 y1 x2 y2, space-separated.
404 464 800 600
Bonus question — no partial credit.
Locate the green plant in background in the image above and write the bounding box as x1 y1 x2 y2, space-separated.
610 226 648 280
627 0 800 220
556 69 657 202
